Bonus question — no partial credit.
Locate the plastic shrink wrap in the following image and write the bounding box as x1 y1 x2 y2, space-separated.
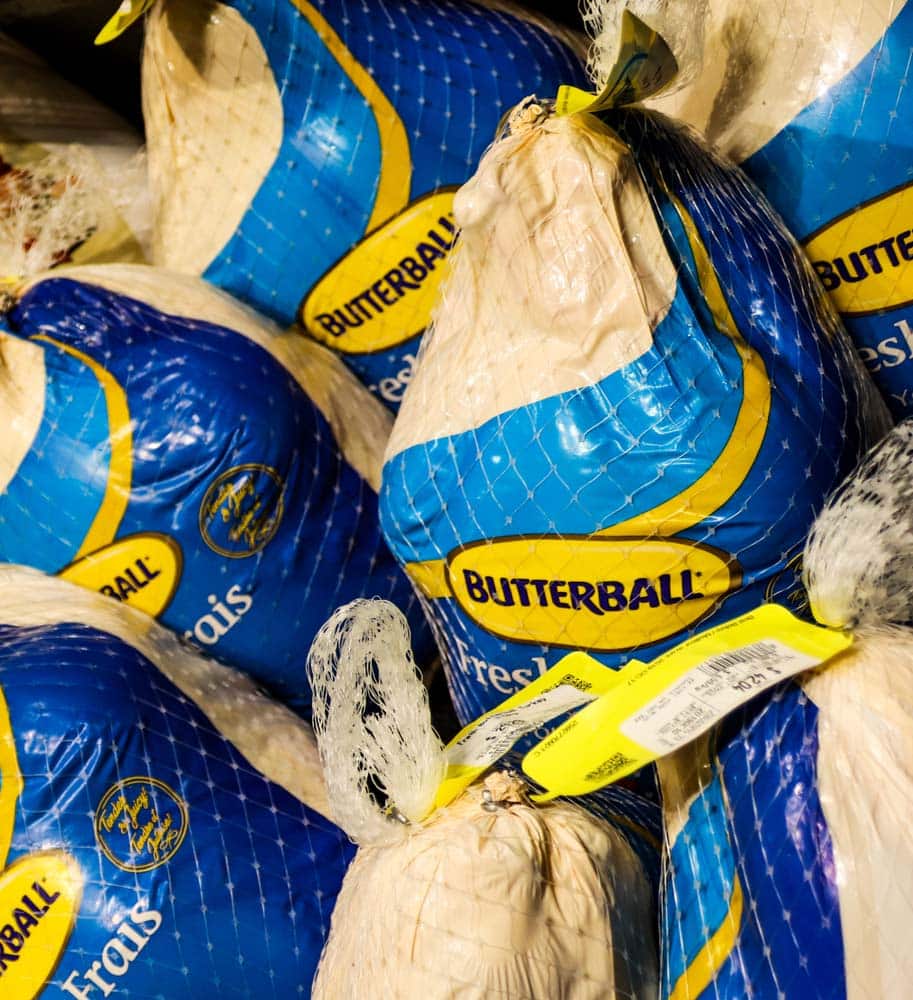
0 32 149 280
380 26 887 729
660 419 913 999
141 0 587 409
307 598 661 999
587 0 913 420
0 564 353 998
0 264 434 710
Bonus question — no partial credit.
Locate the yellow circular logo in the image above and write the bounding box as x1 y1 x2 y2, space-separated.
199 463 285 559
94 777 189 873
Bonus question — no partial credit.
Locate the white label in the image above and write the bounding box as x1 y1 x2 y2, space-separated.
620 640 819 754
446 684 596 768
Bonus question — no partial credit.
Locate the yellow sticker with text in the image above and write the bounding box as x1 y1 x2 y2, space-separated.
522 604 852 800
431 651 629 813
555 10 678 115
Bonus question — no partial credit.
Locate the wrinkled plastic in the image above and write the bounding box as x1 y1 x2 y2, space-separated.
609 0 913 419
661 417 913 999
0 564 354 997
381 98 885 729
0 264 434 710
307 597 661 999
141 0 587 410
316 771 659 1000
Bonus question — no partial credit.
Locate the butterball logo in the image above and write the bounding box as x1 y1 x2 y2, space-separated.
199 463 285 559
446 535 741 651
805 180 913 317
94 778 188 873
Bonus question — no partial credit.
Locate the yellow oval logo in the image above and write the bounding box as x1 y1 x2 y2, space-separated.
300 188 458 354
446 536 740 651
58 533 182 618
0 851 84 998
804 180 913 316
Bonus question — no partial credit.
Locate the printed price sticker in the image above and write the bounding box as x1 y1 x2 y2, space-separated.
521 604 853 800
430 652 623 813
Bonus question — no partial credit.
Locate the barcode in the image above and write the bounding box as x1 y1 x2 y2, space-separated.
584 751 636 782
697 641 780 677
552 673 593 693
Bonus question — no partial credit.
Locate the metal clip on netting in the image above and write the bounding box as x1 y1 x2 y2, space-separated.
307 599 446 846
804 420 913 629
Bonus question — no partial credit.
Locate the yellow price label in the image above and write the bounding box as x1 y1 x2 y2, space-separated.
555 9 678 116
431 651 627 813
522 604 853 800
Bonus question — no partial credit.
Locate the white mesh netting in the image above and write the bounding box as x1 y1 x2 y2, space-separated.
141 0 588 410
0 564 353 996
0 264 435 713
0 31 150 278
658 413 913 998
307 597 661 999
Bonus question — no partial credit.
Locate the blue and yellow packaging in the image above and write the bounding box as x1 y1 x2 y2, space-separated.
659 626 913 999
142 0 587 409
0 564 353 998
627 0 913 419
741 1 913 420
0 265 434 711
380 84 884 727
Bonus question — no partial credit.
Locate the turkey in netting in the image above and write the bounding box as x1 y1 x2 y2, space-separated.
660 418 913 999
141 0 588 409
586 0 913 420
380 18 887 728
0 263 434 711
0 564 353 999
306 597 661 999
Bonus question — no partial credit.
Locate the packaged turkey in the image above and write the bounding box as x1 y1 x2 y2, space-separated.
660 418 913 999
0 564 353 998
306 597 661 999
0 263 434 710
141 0 587 408
588 0 913 419
380 14 887 729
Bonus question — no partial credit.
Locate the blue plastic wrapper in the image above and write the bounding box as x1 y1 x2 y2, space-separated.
0 564 354 999
627 0 913 420
659 628 913 1000
741 2 913 421
0 266 434 712
659 415 913 999
143 0 587 409
380 98 885 729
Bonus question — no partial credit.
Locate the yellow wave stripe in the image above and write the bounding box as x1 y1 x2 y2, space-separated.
289 0 411 230
0 686 23 872
600 190 771 537
404 189 772 599
406 557 449 599
669 874 744 1000
32 335 133 559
